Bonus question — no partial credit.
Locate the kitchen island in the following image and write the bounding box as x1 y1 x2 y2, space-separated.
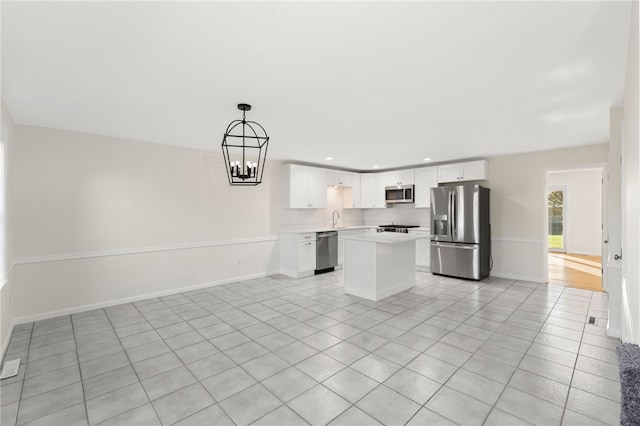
343 232 428 301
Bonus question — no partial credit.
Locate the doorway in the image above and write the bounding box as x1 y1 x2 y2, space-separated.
546 168 603 291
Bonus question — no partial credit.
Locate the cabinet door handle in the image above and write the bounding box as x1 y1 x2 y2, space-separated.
305 242 313 246
305 236 311 239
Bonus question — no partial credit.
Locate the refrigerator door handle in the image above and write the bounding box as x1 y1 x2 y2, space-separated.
447 191 453 239
451 190 457 239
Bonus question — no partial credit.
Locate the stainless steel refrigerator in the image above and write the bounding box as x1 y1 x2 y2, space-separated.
430 185 490 280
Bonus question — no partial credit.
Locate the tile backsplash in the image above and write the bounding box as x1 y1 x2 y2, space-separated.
364 203 430 227
280 187 429 229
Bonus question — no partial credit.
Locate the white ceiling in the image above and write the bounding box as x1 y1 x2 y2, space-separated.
1 1 633 171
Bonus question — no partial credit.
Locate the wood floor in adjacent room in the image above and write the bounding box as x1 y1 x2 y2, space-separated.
548 252 603 292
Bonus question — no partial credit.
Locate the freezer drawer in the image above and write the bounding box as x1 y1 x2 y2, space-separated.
430 241 487 280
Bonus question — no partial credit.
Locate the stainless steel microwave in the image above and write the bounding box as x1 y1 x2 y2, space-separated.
385 185 414 204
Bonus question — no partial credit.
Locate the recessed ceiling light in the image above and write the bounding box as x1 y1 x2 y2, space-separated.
424 158 432 161
325 157 333 161
372 165 379 168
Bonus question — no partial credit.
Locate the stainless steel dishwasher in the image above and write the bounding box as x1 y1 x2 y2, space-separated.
315 231 338 274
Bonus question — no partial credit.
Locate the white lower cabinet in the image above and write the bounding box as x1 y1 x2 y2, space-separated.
408 230 430 271
280 232 316 278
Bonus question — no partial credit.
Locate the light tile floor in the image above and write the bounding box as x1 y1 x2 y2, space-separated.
0 271 622 426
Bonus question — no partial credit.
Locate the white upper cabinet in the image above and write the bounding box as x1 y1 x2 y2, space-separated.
308 167 328 208
327 171 354 187
282 164 328 208
437 160 488 183
343 174 361 209
360 172 387 208
414 167 438 208
385 170 415 186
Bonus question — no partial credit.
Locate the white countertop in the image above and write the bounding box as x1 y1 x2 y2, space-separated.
278 226 375 234
279 226 430 234
343 233 428 244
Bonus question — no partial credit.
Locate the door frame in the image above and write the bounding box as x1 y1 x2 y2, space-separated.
542 163 607 285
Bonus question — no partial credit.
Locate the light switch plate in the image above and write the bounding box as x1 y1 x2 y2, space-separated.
0 358 20 379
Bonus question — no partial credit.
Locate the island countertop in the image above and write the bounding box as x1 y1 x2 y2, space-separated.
342 232 429 244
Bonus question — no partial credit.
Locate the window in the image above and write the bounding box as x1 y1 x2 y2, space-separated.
548 186 566 252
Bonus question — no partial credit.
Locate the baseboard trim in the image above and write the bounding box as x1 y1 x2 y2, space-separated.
490 271 544 283
11 270 280 327
606 325 621 339
13 236 278 266
491 237 544 244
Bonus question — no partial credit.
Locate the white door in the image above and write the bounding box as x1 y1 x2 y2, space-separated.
601 167 608 292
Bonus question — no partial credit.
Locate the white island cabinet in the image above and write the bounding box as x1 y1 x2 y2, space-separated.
343 233 427 301
408 229 431 271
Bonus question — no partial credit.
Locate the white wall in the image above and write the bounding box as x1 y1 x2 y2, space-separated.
8 125 282 321
548 169 603 256
621 0 639 344
609 108 623 262
488 144 609 282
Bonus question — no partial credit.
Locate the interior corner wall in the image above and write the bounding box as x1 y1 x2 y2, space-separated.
622 0 639 344
1 100 15 355
547 169 603 256
487 144 609 282
9 125 282 321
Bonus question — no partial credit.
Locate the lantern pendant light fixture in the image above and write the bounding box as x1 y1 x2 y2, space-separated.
221 103 270 186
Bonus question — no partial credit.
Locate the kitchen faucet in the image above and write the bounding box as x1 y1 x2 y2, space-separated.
332 210 340 227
